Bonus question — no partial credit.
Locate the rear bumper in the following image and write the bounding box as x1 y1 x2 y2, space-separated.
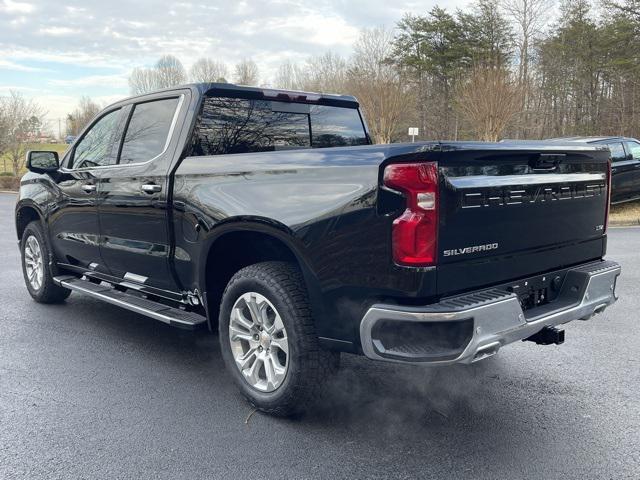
360 260 621 365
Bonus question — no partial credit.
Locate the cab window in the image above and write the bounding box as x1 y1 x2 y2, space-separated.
71 109 121 169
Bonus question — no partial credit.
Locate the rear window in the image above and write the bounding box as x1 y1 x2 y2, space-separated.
190 97 368 156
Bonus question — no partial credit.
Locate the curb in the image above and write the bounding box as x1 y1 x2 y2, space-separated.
609 222 640 227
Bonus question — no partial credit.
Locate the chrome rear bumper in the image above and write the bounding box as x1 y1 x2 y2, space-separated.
360 260 621 365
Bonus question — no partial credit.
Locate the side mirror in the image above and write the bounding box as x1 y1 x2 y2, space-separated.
26 151 59 174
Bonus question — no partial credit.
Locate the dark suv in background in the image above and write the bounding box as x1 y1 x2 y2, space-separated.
549 136 640 204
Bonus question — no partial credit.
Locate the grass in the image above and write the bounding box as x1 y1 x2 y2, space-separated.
610 200 640 226
0 143 68 175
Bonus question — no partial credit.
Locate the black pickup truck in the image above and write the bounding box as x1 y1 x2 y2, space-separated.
16 83 621 415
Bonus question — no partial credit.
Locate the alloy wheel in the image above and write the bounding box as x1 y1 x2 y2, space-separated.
24 235 44 291
228 292 289 392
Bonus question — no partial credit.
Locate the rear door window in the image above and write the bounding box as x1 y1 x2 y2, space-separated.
119 97 180 165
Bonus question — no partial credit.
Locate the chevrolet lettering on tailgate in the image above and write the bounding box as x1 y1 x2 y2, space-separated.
461 181 605 209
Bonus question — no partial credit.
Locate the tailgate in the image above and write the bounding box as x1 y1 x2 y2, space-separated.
436 146 609 295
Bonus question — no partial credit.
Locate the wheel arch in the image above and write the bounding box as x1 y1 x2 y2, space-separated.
200 218 324 331
15 202 45 241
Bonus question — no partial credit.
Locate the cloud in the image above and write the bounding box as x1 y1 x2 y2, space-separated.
0 85 40 94
0 0 34 14
38 26 79 37
0 59 47 72
64 5 86 14
49 74 128 89
232 12 359 47
1 0 467 72
0 48 132 70
0 0 471 128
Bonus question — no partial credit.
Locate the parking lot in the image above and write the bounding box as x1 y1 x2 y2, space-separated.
0 191 638 479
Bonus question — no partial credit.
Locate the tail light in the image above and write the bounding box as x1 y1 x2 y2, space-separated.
383 162 439 266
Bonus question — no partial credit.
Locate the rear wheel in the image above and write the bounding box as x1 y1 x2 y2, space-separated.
20 221 71 303
219 261 338 416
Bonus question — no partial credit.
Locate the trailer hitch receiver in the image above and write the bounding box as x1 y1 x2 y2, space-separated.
524 326 565 346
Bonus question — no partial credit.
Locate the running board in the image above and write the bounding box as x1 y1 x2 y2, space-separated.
53 275 207 330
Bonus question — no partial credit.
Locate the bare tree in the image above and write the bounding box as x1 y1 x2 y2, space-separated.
2 91 46 175
0 100 9 172
234 59 259 85
274 60 305 90
128 67 159 95
501 0 554 86
348 28 414 144
603 0 640 21
271 53 349 93
128 55 186 94
66 96 101 136
154 55 187 89
303 52 348 93
499 0 554 138
189 58 228 83
454 66 523 141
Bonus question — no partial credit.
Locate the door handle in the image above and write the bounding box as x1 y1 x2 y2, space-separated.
82 183 96 193
141 183 162 194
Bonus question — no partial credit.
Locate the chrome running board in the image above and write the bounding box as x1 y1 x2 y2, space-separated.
53 275 206 330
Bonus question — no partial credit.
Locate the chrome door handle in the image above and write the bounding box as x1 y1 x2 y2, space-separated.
82 183 96 193
141 183 162 194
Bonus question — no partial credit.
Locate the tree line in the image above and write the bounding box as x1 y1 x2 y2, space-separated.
125 0 640 143
128 55 258 94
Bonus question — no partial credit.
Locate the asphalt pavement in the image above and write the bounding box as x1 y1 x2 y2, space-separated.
0 192 638 479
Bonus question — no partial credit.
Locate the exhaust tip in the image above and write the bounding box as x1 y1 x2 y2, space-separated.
472 342 500 362
593 304 607 315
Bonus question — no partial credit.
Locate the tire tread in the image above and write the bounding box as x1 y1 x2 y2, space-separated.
220 261 338 416
21 221 71 304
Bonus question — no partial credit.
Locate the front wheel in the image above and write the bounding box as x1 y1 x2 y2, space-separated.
219 261 338 416
20 221 71 303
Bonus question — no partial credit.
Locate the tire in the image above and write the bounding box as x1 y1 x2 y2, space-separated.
20 221 71 303
219 261 339 416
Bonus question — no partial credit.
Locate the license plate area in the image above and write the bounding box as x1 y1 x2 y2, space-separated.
506 271 568 312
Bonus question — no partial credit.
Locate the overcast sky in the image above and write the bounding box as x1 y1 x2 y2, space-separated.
0 0 470 133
